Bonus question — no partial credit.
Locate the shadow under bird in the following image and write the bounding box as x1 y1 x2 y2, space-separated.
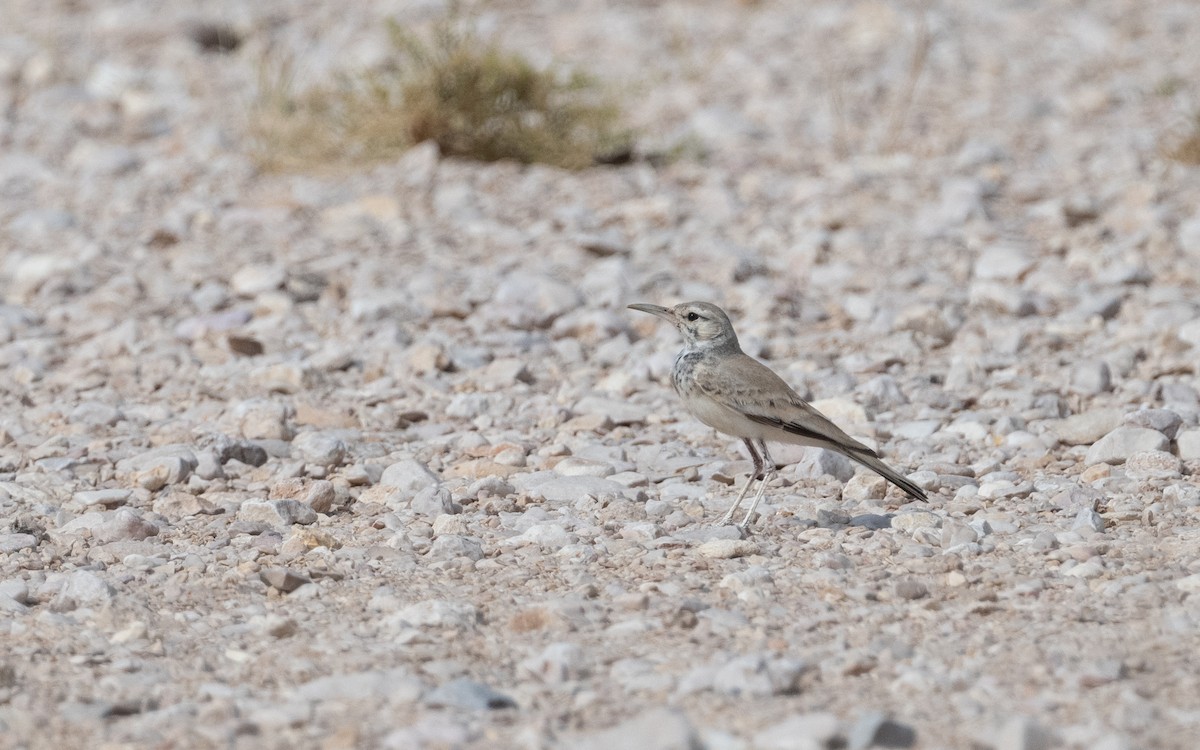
628 301 927 529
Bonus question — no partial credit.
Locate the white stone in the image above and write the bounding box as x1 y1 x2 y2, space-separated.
1177 429 1200 461
380 459 440 493
697 539 759 559
1085 427 1170 465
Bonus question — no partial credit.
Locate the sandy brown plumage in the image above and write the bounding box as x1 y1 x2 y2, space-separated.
630 301 926 528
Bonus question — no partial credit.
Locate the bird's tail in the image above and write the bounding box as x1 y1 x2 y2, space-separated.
842 448 928 502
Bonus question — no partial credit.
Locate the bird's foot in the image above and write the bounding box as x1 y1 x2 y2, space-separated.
712 511 736 528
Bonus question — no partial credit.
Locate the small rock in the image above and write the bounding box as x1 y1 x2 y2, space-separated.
1070 361 1111 394
194 450 225 480
1085 427 1170 465
984 715 1058 750
238 500 317 527
754 713 842 750
215 438 270 467
231 264 286 296
567 707 700 750
260 568 311 593
848 712 917 750
0 579 29 604
492 272 583 329
842 472 887 500
817 508 852 527
94 509 159 543
1124 450 1182 480
849 514 891 530
1048 409 1123 446
271 478 336 513
295 669 422 704
793 449 855 481
1123 408 1183 439
153 491 216 518
712 654 804 697
1072 508 1106 533
1178 317 1200 348
72 489 131 508
532 476 628 503
115 445 198 489
941 520 978 548
1176 429 1200 461
554 457 615 477
697 539 759 559
465 476 515 499
380 459 440 493
231 399 295 441
395 600 478 629
427 535 484 560
894 579 928 600
292 432 347 468
1175 573 1200 594
424 678 515 710
974 244 1033 281
520 642 584 683
0 534 38 554
810 397 868 426
410 486 456 516
891 511 941 534
54 571 115 608
573 396 646 426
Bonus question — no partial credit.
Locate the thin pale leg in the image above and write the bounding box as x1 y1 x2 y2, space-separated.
717 439 764 526
738 440 774 529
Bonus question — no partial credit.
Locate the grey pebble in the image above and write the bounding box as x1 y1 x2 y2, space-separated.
1123 408 1183 439
849 513 892 530
1072 508 1106 533
1085 427 1169 465
817 508 852 528
793 448 855 481
380 458 440 493
410 486 457 516
1048 409 1123 446
754 712 841 750
519 642 584 683
848 711 917 750
0 534 38 554
238 499 317 527
395 599 479 629
294 669 422 703
53 570 115 609
1175 429 1200 461
423 677 515 710
260 568 311 593
567 707 700 750
1070 361 1111 394
292 431 347 468
72 489 131 508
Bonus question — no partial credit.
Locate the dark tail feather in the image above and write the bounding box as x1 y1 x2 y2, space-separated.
844 449 928 502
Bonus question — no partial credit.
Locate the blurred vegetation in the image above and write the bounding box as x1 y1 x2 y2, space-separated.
250 17 632 171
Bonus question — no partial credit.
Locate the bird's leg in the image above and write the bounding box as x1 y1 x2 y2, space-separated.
718 438 763 526
738 440 775 530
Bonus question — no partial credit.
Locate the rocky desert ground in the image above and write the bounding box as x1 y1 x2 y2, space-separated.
2 1 1200 748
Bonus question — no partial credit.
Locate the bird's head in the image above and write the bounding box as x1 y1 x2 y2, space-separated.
627 301 740 351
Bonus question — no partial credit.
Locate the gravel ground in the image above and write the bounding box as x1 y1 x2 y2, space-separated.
3 1 1200 749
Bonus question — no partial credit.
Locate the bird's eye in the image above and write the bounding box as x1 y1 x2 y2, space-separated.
686 312 699 321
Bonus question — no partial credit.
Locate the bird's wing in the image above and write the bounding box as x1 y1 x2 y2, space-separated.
691 353 878 456
691 353 928 501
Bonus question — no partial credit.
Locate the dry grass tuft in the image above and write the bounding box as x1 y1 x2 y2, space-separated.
249 18 631 172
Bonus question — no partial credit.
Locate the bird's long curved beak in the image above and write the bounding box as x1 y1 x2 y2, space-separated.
627 303 674 321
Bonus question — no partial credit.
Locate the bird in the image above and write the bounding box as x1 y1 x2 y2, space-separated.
628 301 927 529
